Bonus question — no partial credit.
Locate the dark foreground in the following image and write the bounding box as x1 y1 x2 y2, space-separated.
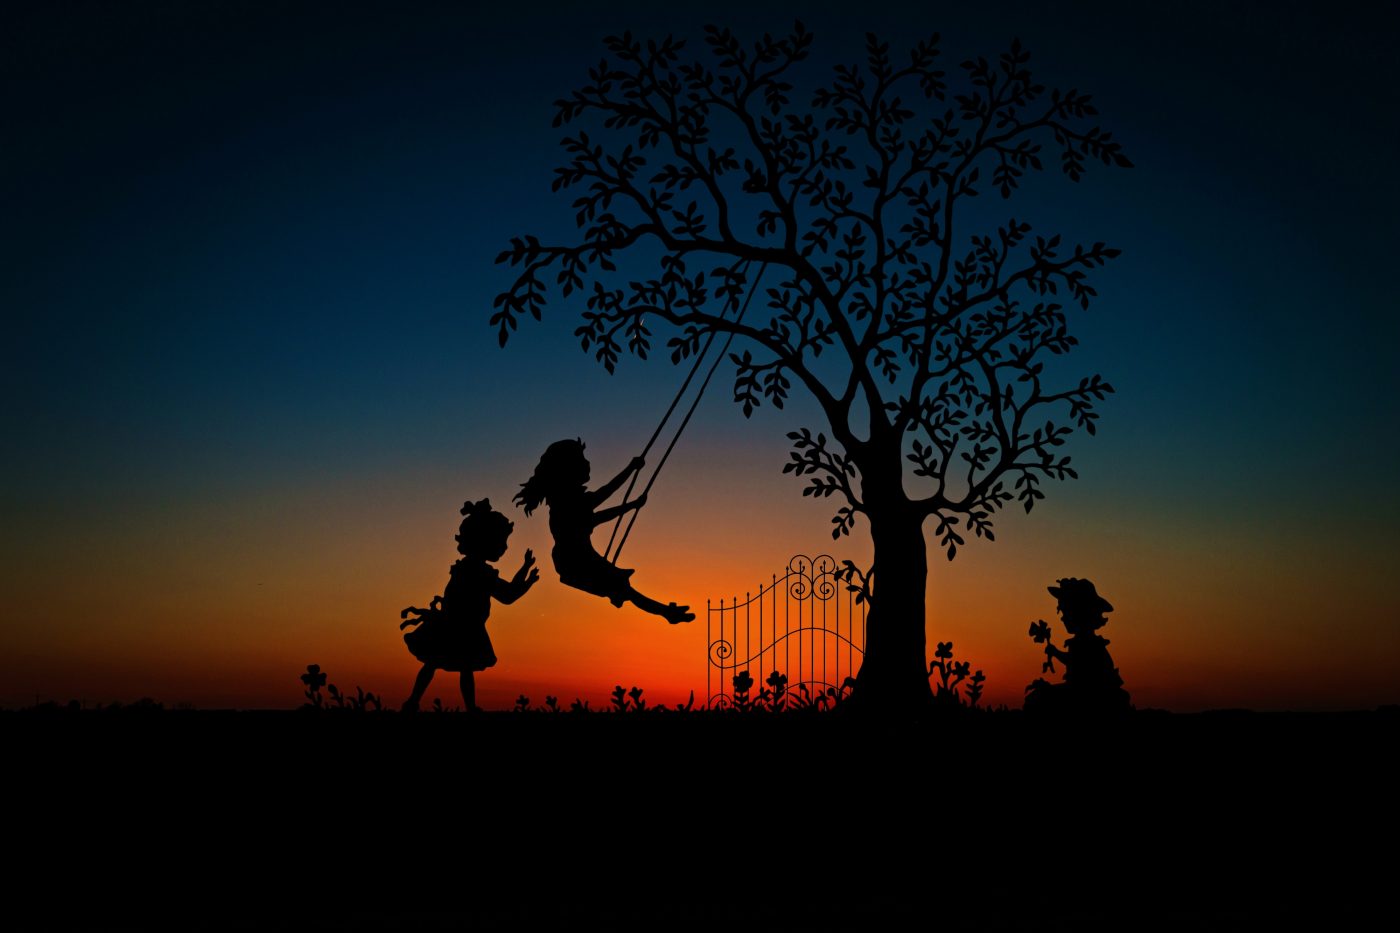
8 708 1395 930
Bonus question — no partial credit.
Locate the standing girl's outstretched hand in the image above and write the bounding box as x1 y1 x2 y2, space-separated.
515 549 541 588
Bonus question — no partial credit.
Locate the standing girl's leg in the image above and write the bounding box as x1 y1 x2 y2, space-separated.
403 664 437 712
403 661 434 711
459 671 477 714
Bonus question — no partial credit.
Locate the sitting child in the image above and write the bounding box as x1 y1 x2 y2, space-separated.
1024 577 1132 714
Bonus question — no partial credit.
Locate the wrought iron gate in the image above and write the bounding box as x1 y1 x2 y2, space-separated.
707 553 866 708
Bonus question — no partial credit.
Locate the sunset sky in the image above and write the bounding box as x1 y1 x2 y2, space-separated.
5 0 1397 712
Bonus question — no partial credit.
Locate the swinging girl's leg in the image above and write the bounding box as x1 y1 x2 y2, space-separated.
403 664 436 712
459 670 477 714
624 586 695 624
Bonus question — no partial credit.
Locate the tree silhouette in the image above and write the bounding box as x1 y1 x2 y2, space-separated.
492 23 1131 710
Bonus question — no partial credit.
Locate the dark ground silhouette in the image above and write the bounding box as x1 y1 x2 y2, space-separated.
7 707 1394 929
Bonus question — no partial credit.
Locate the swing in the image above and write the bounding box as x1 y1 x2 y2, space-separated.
603 260 769 563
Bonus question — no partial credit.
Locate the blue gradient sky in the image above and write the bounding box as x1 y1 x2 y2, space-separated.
3 1 1397 710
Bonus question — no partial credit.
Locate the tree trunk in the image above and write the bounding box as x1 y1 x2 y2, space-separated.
852 453 932 713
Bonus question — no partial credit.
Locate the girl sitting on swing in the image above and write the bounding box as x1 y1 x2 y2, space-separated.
515 438 694 624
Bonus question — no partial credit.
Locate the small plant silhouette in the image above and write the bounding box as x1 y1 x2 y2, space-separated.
294 664 890 717
966 670 987 708
326 684 382 712
732 671 755 712
298 665 381 713
825 677 857 709
721 670 855 713
787 682 824 712
301 664 327 709
927 644 986 709
760 671 789 712
608 685 652 713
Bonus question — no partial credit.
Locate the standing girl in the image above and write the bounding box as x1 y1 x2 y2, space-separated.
400 498 539 712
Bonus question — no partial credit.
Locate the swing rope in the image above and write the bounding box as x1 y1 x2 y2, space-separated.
605 260 768 564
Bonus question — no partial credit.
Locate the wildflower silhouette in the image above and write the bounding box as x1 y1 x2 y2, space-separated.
301 664 327 708
1029 619 1055 672
929 643 982 707
763 671 789 711
733 671 755 711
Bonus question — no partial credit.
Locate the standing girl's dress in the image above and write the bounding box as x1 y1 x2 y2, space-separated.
404 558 499 672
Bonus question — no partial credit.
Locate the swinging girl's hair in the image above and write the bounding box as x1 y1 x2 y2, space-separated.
514 438 586 516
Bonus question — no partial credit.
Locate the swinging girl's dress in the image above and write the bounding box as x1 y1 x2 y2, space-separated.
403 558 498 671
547 493 634 606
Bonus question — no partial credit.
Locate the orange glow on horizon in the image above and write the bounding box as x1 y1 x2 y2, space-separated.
4 445 1398 712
